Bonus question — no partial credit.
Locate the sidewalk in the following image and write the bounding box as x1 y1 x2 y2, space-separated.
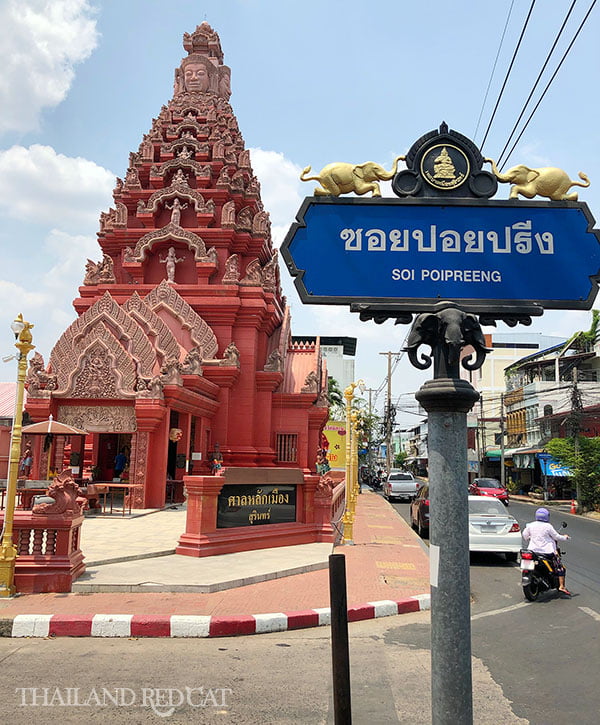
0 490 431 637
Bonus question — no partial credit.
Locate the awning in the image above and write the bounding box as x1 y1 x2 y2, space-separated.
485 448 519 459
22 418 87 436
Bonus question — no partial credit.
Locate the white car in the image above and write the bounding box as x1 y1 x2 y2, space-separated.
468 495 521 561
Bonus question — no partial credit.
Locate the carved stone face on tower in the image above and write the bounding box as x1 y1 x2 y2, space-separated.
183 62 210 92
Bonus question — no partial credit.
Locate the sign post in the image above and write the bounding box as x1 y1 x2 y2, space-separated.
283 123 600 725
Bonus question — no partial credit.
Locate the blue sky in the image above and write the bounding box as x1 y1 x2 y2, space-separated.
0 0 599 425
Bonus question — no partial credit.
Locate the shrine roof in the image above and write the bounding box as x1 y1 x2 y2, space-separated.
0 382 26 418
282 345 320 395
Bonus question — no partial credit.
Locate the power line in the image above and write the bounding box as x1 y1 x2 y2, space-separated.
499 0 597 168
496 0 578 168
480 0 537 153
474 0 517 141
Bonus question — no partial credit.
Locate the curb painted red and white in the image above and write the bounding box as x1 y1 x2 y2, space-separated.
3 594 430 638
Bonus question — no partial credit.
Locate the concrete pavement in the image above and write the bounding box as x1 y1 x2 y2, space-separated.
0 490 431 637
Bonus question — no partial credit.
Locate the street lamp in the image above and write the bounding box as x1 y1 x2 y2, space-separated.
341 379 364 544
0 315 35 597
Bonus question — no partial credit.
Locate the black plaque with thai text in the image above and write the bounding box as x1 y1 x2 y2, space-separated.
217 484 296 528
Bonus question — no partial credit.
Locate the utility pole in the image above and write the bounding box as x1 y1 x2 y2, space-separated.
379 352 397 475
365 388 376 476
479 394 485 476
570 366 583 510
500 393 505 489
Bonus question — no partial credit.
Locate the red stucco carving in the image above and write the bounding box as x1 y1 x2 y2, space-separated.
26 22 328 514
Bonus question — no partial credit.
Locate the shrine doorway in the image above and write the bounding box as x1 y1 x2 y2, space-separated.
97 433 132 480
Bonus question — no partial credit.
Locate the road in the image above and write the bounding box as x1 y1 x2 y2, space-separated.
0 498 597 723
388 495 600 723
0 613 526 724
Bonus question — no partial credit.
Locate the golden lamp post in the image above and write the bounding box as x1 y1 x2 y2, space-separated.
348 410 360 518
0 315 35 598
341 379 364 544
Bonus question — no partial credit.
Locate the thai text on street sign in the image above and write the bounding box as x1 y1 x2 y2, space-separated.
282 123 600 317
281 197 600 312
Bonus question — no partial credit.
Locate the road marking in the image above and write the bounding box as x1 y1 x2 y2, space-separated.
590 541 600 547
471 601 530 620
376 561 416 570
579 606 600 621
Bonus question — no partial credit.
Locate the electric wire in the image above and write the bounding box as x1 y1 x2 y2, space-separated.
496 0 578 168
499 0 597 169
480 0 537 153
474 0 517 141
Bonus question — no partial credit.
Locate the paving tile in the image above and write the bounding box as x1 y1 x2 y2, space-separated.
0 491 430 618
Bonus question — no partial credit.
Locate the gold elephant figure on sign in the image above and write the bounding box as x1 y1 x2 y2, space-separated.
485 158 590 201
300 156 405 197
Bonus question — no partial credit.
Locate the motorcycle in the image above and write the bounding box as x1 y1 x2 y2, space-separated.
520 521 568 601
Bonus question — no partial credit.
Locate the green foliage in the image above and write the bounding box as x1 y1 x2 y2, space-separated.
546 436 600 511
327 377 345 420
505 477 519 494
582 308 599 344
394 451 408 468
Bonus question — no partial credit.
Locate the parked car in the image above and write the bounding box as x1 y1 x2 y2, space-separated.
410 491 521 561
410 484 430 538
467 495 521 560
383 470 422 502
469 477 509 506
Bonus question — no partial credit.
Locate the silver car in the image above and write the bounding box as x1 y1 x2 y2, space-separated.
383 470 422 502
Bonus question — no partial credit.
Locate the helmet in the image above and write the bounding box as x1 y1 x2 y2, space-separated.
535 507 550 522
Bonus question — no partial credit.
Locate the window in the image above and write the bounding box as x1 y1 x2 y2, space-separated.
276 434 298 463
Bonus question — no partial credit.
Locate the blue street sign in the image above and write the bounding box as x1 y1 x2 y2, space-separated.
281 198 600 312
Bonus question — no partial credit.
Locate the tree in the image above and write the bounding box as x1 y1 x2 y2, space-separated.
327 377 345 420
394 450 408 468
546 436 600 512
354 406 382 471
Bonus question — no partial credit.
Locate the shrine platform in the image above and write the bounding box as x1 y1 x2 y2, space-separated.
0 491 431 637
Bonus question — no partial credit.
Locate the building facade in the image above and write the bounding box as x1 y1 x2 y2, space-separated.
24 23 328 508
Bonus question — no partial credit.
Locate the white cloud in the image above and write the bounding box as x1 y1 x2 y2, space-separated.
248 147 430 400
0 144 114 230
0 0 99 134
43 228 100 291
248 148 304 245
0 229 102 363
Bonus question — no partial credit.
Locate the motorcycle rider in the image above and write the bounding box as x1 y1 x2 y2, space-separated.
522 507 571 595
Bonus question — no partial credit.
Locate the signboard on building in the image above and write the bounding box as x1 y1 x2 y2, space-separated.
538 453 572 477
217 485 296 528
323 420 347 469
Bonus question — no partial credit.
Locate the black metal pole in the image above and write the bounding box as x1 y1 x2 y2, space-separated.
329 553 352 724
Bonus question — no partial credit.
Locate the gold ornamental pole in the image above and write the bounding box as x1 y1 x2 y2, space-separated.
348 411 359 518
341 384 355 544
0 315 35 598
341 380 364 544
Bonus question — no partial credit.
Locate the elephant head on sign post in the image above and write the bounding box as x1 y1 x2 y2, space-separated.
485 158 590 201
300 156 405 197
404 302 492 379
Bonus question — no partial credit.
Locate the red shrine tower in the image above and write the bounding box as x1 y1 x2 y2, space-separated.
25 23 329 512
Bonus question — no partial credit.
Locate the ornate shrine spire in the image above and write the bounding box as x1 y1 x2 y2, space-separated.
174 22 231 100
